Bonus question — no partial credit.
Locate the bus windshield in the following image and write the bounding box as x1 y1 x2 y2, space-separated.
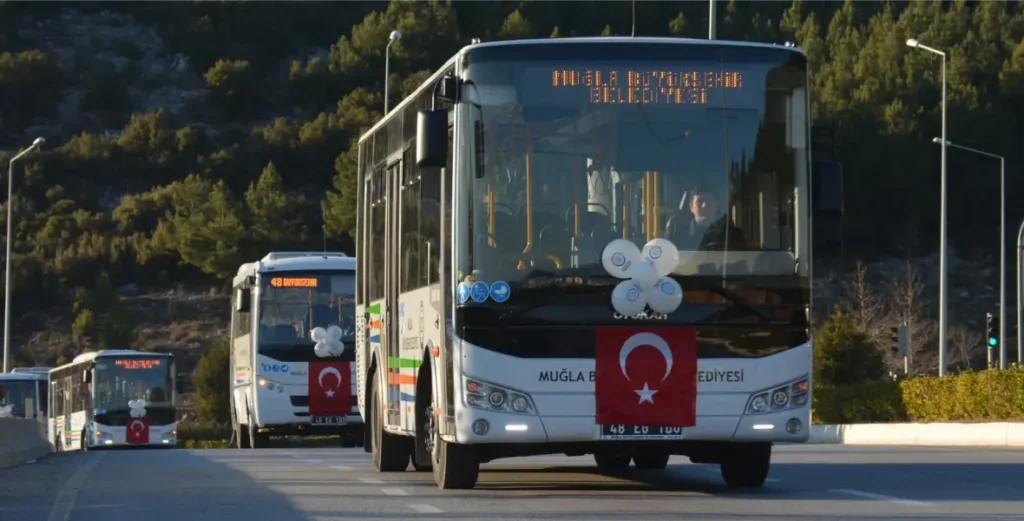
0 379 36 418
93 357 174 412
258 270 356 347
460 42 808 288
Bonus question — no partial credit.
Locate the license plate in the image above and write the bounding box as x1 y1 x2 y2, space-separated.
599 424 686 440
311 415 348 426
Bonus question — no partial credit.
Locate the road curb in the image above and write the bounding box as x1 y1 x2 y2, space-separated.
808 422 1024 447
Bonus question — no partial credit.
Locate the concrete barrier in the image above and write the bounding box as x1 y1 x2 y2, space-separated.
0 418 52 468
808 422 1024 448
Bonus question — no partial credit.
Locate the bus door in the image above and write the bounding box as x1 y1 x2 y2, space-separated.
384 158 403 426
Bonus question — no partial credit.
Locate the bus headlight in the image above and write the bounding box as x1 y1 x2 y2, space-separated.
257 377 285 393
464 377 536 415
744 376 809 415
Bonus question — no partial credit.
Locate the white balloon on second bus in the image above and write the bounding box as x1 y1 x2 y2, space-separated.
611 279 647 317
601 239 641 279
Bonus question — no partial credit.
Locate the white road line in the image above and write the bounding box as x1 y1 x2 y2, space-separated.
829 488 930 506
381 487 409 496
331 465 354 471
359 477 383 484
408 503 444 513
48 453 103 521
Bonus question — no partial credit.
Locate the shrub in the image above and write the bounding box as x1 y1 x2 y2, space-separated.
193 342 230 424
177 417 231 441
813 308 888 387
813 366 1024 424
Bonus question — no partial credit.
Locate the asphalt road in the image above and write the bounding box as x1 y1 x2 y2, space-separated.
2 443 1023 520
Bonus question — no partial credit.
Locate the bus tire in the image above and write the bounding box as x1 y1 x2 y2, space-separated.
234 420 250 449
80 429 88 452
248 409 269 449
369 378 410 472
632 449 670 470
430 398 478 489
720 442 771 488
412 362 432 472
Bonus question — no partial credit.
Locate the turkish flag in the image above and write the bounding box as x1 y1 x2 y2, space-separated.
595 327 698 427
125 418 150 444
308 361 352 416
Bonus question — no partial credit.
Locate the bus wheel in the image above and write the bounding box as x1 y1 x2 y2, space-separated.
720 442 771 488
370 378 409 472
430 397 478 489
594 452 631 472
632 449 670 470
80 430 88 452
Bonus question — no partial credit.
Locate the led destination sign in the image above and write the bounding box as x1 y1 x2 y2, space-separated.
270 277 319 288
113 359 162 370
550 69 744 105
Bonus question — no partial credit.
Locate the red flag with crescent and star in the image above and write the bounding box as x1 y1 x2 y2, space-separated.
595 327 698 427
309 361 352 416
125 417 150 444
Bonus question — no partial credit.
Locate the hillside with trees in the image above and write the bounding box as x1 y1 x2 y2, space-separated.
1 0 1023 380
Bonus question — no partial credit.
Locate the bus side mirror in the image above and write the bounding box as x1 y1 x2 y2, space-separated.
235 287 251 313
417 109 448 169
812 160 844 218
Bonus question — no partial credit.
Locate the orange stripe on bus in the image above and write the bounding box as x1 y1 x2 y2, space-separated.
388 373 417 385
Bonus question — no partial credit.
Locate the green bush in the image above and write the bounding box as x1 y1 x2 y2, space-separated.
193 342 231 424
813 308 887 387
177 418 231 441
813 366 1024 424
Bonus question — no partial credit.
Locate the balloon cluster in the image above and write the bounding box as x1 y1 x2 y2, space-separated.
128 399 147 418
0 404 13 418
601 238 684 317
312 325 346 358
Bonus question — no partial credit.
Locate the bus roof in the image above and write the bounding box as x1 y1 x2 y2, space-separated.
60 349 173 368
10 367 52 375
358 36 806 144
233 252 357 287
0 372 47 381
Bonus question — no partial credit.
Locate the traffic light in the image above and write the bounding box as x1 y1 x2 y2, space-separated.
986 312 999 349
890 324 908 356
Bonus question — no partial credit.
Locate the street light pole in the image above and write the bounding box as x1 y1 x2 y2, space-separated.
933 138 1006 369
3 137 46 373
384 30 402 116
908 37 949 376
1018 220 1024 367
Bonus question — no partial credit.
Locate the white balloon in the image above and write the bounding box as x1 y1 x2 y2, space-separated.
611 280 647 316
314 342 331 358
642 238 681 278
327 325 343 342
601 239 641 279
130 408 143 418
329 342 346 356
627 259 659 289
311 327 327 343
647 277 684 314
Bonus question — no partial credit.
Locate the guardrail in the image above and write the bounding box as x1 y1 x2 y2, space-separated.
808 422 1024 448
0 418 52 468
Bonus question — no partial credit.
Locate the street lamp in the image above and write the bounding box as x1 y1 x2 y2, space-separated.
933 138 1006 370
3 137 45 373
384 29 402 116
907 37 949 376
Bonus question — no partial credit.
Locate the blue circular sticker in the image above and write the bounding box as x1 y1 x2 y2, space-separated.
489 281 511 303
457 282 470 303
470 281 490 303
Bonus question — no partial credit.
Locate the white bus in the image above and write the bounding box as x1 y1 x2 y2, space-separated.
229 252 362 449
0 369 49 426
355 37 842 489
48 350 178 450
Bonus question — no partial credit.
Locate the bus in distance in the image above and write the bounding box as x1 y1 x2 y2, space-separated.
354 36 840 490
48 350 178 450
0 369 49 429
230 252 362 448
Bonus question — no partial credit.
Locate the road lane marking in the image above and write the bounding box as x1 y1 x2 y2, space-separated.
381 487 408 496
359 477 383 484
408 503 444 513
48 453 103 521
331 465 354 471
829 488 930 506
